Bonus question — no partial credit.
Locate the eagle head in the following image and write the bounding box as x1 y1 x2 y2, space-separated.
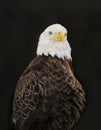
37 24 72 60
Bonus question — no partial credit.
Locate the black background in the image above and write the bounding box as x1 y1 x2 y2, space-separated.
0 0 101 130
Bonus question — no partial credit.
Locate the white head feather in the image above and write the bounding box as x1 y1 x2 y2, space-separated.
37 24 72 60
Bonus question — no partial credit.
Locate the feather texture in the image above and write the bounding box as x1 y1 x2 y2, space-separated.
12 55 85 130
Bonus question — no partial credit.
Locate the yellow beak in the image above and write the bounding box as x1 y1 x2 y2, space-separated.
53 31 65 42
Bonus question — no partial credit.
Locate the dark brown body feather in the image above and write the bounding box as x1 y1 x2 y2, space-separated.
12 55 85 130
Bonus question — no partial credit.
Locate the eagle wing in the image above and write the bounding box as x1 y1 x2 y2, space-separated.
12 56 53 130
13 70 42 130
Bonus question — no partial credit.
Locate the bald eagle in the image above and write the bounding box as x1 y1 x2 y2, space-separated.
12 24 85 130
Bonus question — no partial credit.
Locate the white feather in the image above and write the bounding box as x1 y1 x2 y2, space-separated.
37 24 72 60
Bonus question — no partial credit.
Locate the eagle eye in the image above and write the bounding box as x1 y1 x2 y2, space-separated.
48 31 53 35
65 32 67 37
